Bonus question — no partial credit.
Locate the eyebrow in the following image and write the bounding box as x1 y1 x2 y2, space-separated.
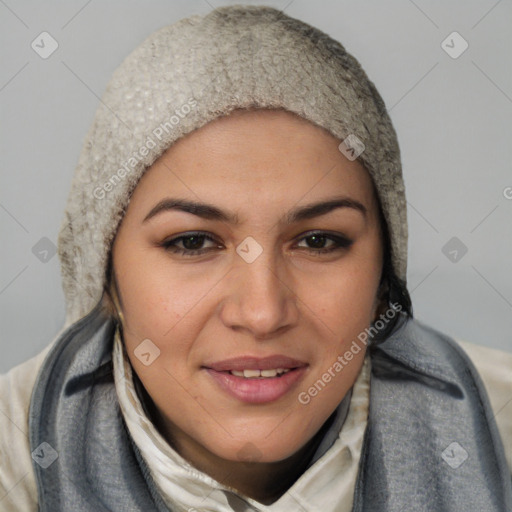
142 196 367 224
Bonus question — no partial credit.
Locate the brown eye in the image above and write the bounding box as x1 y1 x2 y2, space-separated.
161 232 221 256
296 231 353 254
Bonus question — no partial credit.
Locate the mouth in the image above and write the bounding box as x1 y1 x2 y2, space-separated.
203 355 308 404
227 368 292 378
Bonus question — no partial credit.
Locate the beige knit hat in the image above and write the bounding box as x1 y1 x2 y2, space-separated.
57 4 408 326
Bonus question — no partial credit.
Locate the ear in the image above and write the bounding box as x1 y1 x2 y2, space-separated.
101 262 125 329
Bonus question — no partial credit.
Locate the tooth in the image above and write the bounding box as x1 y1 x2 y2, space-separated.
260 369 278 378
243 369 261 378
231 370 245 377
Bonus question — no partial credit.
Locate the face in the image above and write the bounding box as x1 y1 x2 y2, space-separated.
111 108 384 465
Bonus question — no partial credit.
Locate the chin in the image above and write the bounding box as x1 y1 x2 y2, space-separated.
206 436 306 464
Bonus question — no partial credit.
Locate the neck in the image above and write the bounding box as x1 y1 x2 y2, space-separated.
174 428 323 504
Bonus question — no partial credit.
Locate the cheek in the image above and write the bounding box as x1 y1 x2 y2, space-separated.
116 246 222 340
301 254 380 340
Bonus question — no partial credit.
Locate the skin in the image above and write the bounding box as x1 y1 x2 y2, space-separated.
111 108 385 503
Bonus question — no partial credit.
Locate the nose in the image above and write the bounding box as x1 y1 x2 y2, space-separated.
219 246 299 340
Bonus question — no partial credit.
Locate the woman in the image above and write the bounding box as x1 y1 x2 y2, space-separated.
1 5 511 511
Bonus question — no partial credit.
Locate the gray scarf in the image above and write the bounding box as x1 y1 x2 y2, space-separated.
28 303 512 511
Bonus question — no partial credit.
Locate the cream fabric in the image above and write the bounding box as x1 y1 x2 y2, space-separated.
0 337 57 511
454 337 512 472
1 331 511 511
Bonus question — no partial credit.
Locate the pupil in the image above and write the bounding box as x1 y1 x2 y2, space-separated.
309 235 325 248
183 235 203 250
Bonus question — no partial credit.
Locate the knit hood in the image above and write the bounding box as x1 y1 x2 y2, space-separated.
57 4 407 326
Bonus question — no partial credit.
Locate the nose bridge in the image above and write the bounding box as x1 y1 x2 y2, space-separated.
224 237 297 337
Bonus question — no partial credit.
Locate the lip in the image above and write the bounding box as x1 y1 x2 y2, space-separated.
204 355 307 372
204 355 308 404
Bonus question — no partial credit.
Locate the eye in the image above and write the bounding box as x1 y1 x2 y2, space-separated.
295 231 353 254
160 232 222 256
160 230 353 257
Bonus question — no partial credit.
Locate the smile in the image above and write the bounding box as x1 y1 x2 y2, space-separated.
203 355 308 404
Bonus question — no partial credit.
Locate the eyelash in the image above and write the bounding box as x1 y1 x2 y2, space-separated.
160 231 353 257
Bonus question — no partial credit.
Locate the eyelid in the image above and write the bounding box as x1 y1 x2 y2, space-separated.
160 231 221 248
295 229 352 243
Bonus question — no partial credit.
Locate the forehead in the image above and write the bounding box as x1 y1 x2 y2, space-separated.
128 108 378 218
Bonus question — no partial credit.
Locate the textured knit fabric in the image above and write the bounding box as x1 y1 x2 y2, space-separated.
57 4 407 325
112 325 371 512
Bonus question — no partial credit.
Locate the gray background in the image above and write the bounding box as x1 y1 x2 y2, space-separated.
1 0 511 373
